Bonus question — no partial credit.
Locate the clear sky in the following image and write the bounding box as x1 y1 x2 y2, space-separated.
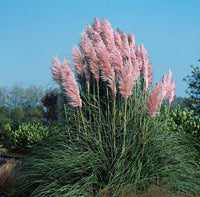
0 0 199 97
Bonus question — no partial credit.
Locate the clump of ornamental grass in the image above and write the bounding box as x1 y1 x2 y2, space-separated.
14 17 200 197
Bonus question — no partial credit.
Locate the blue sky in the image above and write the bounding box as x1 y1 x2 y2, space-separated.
0 0 199 97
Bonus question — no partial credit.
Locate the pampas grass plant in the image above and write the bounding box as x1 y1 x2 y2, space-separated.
12 17 200 197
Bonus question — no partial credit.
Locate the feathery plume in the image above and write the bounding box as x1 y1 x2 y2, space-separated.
79 32 99 81
94 39 116 97
127 33 137 64
87 25 101 43
119 60 140 98
51 55 62 84
148 82 162 116
100 17 115 52
127 33 136 51
109 48 123 74
61 58 82 107
161 70 176 104
92 17 101 34
136 45 143 70
140 43 153 90
114 31 122 51
80 31 92 81
161 71 170 100
169 80 176 104
72 45 83 75
117 29 130 59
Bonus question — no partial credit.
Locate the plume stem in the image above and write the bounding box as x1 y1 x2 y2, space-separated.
97 81 102 143
113 98 116 153
79 107 87 136
64 104 71 139
106 86 110 122
122 98 128 154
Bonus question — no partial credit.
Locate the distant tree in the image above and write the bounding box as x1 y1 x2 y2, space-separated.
0 86 8 107
42 92 58 123
183 63 200 116
22 85 44 110
6 83 25 109
0 83 45 130
10 107 24 130
0 106 11 130
170 96 188 110
161 96 187 112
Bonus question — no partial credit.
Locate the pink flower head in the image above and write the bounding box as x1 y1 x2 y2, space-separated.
79 32 99 82
127 33 137 65
94 39 116 97
61 58 82 107
109 48 123 74
114 31 122 51
117 29 130 59
92 17 101 34
82 63 90 83
127 33 136 51
140 43 153 90
51 55 62 84
148 82 163 117
169 80 176 104
161 70 176 103
119 60 140 98
136 45 143 70
161 72 169 100
87 25 101 43
72 45 83 75
100 17 115 52
79 31 91 82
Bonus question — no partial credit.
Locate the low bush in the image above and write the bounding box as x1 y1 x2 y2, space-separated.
9 123 59 153
163 105 200 139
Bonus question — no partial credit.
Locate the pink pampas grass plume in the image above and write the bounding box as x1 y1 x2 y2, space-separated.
100 17 115 52
161 70 172 100
94 39 116 97
87 44 99 82
148 82 162 117
169 80 176 104
87 25 101 43
72 45 83 75
92 17 101 34
140 44 153 90
117 29 130 59
51 55 62 84
109 48 123 74
79 31 92 81
161 70 176 103
79 31 99 82
127 33 136 51
127 33 137 64
61 58 82 107
136 45 143 70
114 31 122 52
119 60 140 98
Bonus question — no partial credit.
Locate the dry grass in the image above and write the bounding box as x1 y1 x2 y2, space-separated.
0 161 19 193
100 185 200 197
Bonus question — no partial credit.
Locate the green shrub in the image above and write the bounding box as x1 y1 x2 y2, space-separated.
162 105 200 138
10 123 59 152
